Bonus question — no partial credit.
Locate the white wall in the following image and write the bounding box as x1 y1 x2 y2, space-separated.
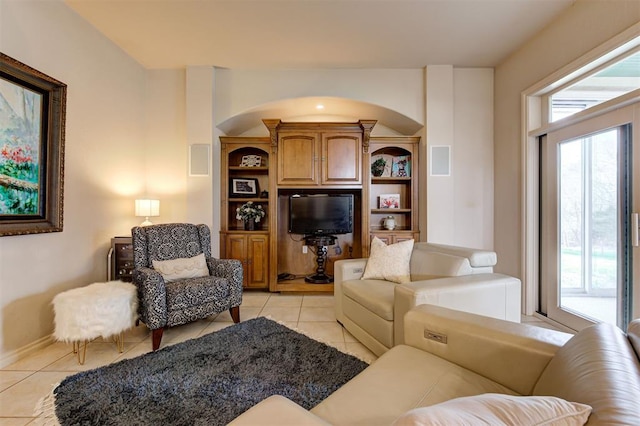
453 68 494 248
145 69 188 220
494 0 640 278
213 69 426 127
426 67 494 248
185 67 215 239
425 66 455 243
0 0 149 363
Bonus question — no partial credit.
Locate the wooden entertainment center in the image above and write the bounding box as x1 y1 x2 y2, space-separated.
220 120 420 292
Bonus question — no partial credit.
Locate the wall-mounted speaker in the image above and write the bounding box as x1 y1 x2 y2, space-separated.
189 144 210 176
430 146 451 176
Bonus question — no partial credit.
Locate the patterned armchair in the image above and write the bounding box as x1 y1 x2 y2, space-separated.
132 223 243 350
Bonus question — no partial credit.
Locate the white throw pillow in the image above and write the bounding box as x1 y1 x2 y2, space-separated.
152 253 209 283
361 237 414 284
392 393 592 426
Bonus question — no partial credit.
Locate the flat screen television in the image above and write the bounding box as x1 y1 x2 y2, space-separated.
289 194 353 236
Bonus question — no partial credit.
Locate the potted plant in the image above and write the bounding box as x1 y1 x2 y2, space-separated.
236 201 266 230
371 157 387 177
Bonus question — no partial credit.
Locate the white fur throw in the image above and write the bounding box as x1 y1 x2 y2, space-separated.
53 281 138 342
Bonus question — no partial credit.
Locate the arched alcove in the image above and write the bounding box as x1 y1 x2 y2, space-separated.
216 96 423 136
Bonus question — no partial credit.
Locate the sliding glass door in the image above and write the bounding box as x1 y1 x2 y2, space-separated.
541 106 636 331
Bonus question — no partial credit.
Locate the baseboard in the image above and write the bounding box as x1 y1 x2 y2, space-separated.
0 334 55 369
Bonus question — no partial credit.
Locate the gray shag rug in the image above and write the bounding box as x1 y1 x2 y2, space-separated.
46 317 368 425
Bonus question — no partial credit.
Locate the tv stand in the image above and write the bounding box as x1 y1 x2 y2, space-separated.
304 235 337 284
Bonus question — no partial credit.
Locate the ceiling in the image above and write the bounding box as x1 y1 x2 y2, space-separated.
64 0 576 70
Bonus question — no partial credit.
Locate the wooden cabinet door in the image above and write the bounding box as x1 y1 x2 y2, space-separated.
322 133 362 185
370 232 418 246
371 234 392 245
225 234 249 287
393 233 418 243
224 234 269 289
277 133 319 186
246 234 269 288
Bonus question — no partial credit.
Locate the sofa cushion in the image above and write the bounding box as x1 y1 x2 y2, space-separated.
362 237 414 284
392 394 592 426
414 242 497 268
409 249 473 280
311 345 518 425
533 322 640 425
343 279 395 321
165 275 230 312
343 294 394 349
229 395 330 425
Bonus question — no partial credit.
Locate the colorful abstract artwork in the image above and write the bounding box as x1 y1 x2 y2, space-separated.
0 78 42 215
0 53 66 236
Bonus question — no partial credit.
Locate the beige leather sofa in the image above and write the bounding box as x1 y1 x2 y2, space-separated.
231 304 640 425
334 242 521 356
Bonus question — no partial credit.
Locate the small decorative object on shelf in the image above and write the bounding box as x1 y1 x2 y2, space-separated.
379 193 400 209
230 177 259 197
383 215 396 230
239 155 262 167
371 157 387 177
236 201 266 231
371 154 393 177
391 155 411 177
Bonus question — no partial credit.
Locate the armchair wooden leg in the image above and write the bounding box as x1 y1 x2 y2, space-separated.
230 306 240 323
152 328 164 351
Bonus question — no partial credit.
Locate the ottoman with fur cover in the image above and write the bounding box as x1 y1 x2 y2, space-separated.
53 280 138 364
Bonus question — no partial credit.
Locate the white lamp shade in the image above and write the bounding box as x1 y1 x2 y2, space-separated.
135 199 160 217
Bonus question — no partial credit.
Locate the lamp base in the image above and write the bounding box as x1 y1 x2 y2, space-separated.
140 218 153 227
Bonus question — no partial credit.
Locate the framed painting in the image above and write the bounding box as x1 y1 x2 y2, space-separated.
229 177 259 197
0 53 66 236
379 193 400 209
391 155 411 177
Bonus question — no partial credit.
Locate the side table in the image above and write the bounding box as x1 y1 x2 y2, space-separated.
108 236 134 281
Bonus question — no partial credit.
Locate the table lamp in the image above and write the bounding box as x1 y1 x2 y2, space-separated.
135 199 160 226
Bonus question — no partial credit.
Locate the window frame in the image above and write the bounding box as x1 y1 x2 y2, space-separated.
521 23 640 321
543 46 640 125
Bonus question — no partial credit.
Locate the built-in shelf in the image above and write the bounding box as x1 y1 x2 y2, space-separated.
371 177 412 183
228 198 268 202
368 136 420 252
371 208 412 214
229 166 269 171
220 137 272 290
221 125 420 292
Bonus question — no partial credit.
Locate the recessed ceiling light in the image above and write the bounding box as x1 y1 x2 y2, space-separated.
316 104 325 110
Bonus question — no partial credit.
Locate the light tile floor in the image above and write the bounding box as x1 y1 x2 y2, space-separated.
0 292 561 425
0 293 374 424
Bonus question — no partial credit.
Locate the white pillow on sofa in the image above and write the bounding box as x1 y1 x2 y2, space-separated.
152 253 209 283
392 393 592 426
361 237 414 284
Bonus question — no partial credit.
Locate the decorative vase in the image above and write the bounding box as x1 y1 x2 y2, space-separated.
244 220 256 231
383 215 396 230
